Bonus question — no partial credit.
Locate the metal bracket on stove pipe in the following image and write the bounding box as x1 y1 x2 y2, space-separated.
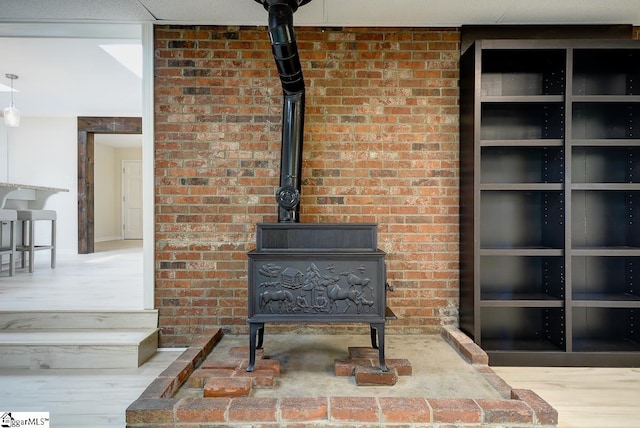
276 92 304 222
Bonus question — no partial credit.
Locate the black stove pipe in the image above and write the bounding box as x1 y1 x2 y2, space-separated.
256 0 310 222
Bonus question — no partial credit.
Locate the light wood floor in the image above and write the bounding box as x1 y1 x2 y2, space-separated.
493 366 640 428
0 240 144 310
0 240 179 427
1 240 639 427
0 349 181 427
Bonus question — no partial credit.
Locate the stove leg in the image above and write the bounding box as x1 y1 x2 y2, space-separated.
257 323 265 349
370 325 378 349
371 322 388 372
247 322 264 372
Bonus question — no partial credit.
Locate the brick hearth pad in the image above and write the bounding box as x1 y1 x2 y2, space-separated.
126 327 558 427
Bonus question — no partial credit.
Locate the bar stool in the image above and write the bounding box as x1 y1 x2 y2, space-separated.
16 209 56 273
0 209 17 276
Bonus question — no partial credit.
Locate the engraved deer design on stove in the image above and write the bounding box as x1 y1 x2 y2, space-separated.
326 279 375 314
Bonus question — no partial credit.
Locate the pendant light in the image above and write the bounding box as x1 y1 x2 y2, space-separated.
4 74 20 128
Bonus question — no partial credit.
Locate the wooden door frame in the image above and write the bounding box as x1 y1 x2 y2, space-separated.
77 116 142 254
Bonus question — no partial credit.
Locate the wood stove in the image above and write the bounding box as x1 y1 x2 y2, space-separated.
246 0 395 373
247 223 393 372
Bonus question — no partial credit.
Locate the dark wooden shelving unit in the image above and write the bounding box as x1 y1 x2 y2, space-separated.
460 39 640 366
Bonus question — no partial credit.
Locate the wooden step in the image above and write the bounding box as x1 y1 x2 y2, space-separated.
0 310 158 369
0 310 158 330
0 329 158 369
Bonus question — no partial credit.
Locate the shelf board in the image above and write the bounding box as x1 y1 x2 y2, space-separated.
571 183 640 190
572 95 640 102
572 297 640 308
573 292 640 301
478 40 640 51
480 339 565 352
482 292 563 300
481 139 564 147
480 248 564 256
571 139 640 147
481 95 565 103
481 183 563 191
572 339 640 353
480 296 564 308
571 247 640 256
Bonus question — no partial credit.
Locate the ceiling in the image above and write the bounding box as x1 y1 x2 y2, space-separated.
1 0 639 121
2 0 640 27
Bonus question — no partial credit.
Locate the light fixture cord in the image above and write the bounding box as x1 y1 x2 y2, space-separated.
10 76 14 106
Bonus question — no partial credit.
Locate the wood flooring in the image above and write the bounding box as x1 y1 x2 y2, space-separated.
0 350 180 427
493 366 640 428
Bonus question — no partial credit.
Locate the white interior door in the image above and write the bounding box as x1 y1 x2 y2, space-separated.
122 160 143 240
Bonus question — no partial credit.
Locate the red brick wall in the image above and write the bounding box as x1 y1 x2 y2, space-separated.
154 25 461 347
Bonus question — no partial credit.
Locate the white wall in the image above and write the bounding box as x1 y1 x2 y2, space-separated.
1 116 77 254
95 143 118 241
0 126 8 182
95 142 141 242
1 117 146 253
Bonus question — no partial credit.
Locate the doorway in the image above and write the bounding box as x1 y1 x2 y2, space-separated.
77 116 142 254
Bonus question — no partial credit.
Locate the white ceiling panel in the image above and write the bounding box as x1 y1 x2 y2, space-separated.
323 0 512 27
138 0 324 26
284 0 327 26
140 0 266 24
0 0 155 22
0 22 142 38
498 0 640 25
1 0 639 27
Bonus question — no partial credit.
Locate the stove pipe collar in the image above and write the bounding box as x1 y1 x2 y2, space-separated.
254 0 313 12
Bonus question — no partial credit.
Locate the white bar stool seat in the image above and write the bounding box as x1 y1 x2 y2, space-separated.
0 209 17 276
16 209 56 273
